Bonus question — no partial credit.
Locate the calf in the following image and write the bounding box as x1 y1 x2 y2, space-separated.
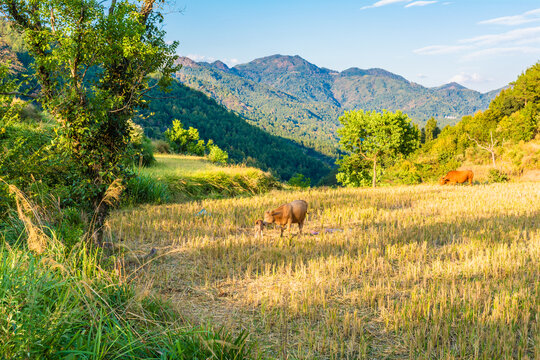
264 200 308 237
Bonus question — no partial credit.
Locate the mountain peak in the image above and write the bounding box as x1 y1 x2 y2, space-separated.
340 67 408 82
436 82 468 91
211 60 230 71
176 56 198 68
234 54 326 77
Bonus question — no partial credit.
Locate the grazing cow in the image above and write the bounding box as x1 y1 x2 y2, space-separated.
263 200 308 237
254 219 265 239
439 170 474 185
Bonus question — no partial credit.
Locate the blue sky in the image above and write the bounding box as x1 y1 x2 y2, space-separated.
162 0 540 92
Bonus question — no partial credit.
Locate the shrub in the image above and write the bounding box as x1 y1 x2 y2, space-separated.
153 139 171 154
208 145 229 164
488 168 509 183
288 173 311 188
128 120 155 167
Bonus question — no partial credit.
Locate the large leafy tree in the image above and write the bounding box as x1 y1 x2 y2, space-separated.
337 109 419 187
0 0 178 243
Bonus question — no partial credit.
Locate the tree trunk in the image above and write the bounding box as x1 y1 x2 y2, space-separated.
372 157 377 188
491 151 496 167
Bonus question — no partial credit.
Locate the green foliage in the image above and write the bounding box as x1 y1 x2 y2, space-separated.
288 173 311 188
335 154 373 187
208 144 229 164
337 109 419 187
164 119 206 155
128 119 155 167
488 168 509 183
407 62 540 182
1 0 178 241
381 159 423 185
422 117 441 143
0 240 253 359
136 80 333 182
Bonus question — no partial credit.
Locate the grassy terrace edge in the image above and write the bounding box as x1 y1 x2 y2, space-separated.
125 154 280 205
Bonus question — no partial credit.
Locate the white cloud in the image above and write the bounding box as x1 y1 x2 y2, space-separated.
225 58 240 66
413 45 472 55
479 8 540 26
461 46 540 61
449 72 489 84
185 54 216 62
361 0 411 10
415 24 540 62
417 73 428 79
459 26 540 46
405 1 437 8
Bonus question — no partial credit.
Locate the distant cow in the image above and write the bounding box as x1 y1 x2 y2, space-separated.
439 170 474 185
264 200 308 237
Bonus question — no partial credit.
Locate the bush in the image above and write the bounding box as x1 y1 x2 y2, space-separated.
288 173 311 188
488 168 509 183
128 120 155 167
208 145 229 164
164 119 206 155
153 139 171 154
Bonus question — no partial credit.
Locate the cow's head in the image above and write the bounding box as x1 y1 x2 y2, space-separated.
439 176 449 185
263 211 275 224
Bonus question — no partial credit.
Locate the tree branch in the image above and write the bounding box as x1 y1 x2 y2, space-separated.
0 91 39 99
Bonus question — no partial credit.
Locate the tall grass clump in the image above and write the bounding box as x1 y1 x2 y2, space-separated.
123 172 172 206
0 186 254 359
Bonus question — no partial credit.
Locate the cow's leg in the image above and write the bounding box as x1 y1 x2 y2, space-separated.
298 221 303 235
280 226 285 237
287 219 293 236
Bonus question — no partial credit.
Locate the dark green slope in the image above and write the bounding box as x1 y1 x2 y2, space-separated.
137 80 333 181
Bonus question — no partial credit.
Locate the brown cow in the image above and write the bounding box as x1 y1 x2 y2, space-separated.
264 200 308 237
439 170 474 185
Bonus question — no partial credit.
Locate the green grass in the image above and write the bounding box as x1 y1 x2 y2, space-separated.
125 154 279 205
0 239 253 359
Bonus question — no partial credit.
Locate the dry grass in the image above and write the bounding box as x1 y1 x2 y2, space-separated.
108 183 540 359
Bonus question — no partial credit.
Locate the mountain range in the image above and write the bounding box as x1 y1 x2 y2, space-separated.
175 54 502 156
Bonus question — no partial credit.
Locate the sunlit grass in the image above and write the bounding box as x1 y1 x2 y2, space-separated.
126 154 279 204
142 154 265 178
109 182 540 359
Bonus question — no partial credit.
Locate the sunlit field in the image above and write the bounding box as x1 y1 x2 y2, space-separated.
108 183 540 359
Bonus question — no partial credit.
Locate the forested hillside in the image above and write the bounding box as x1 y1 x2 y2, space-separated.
137 80 333 181
176 54 500 156
384 61 540 184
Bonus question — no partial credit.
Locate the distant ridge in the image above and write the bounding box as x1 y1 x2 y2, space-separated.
175 54 502 156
